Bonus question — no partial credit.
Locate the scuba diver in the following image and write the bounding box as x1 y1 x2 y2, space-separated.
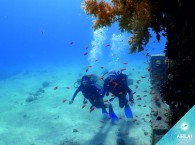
103 70 134 118
69 75 118 120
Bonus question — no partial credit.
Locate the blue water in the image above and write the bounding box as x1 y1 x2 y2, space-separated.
0 0 165 74
0 1 168 144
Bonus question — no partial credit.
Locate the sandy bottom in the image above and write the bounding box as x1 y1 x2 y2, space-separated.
0 63 153 145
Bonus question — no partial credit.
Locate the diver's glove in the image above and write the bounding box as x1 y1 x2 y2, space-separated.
129 98 134 104
83 99 88 104
128 92 134 104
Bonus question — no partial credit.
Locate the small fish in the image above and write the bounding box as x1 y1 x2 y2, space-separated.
100 76 104 80
54 86 58 90
85 66 92 72
95 58 98 62
141 76 146 78
83 52 88 55
82 104 86 109
65 87 70 89
137 97 142 100
86 46 89 50
100 66 104 69
109 98 115 102
146 52 150 57
62 99 66 103
105 44 110 47
136 80 141 83
86 67 89 72
90 106 95 112
70 42 74 45
104 100 109 102
100 120 104 123
132 119 137 122
121 68 126 71
123 62 128 64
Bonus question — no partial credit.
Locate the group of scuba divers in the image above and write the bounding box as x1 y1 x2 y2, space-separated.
69 70 134 120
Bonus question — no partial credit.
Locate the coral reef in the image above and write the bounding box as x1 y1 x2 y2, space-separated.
160 56 195 126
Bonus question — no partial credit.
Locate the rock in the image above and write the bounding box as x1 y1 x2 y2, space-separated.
116 138 126 145
25 96 37 103
34 88 45 96
73 129 78 133
23 114 27 118
42 81 50 88
144 132 149 135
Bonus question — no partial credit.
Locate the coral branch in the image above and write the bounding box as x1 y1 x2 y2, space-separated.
82 0 152 53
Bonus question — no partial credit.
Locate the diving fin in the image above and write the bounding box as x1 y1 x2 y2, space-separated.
109 113 118 121
108 105 118 120
124 105 133 118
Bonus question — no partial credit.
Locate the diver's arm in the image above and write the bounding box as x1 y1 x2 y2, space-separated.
69 87 81 104
126 86 134 103
102 79 109 96
83 98 87 104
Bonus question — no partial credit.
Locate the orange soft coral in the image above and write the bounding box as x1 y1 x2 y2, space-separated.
82 0 152 53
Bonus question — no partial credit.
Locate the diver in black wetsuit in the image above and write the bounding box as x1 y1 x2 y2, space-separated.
103 71 134 118
69 75 118 120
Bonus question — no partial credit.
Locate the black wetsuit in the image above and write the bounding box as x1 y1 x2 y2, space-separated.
103 72 133 108
72 83 105 108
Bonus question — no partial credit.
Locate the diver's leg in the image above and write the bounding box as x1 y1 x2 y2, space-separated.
108 103 118 120
118 97 125 108
97 98 108 114
101 104 108 114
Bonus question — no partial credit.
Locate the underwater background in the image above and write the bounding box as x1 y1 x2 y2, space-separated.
0 0 167 145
